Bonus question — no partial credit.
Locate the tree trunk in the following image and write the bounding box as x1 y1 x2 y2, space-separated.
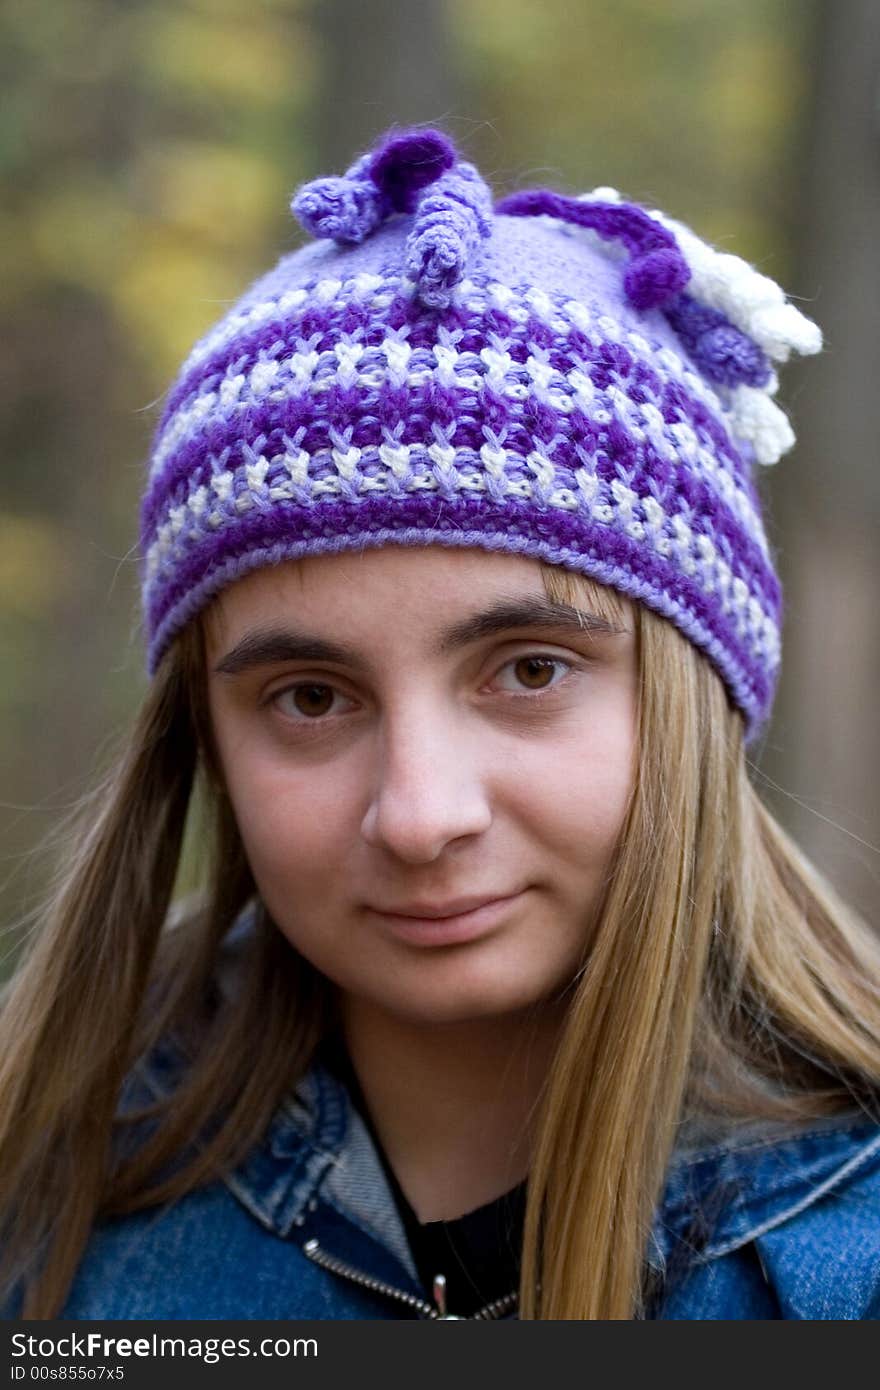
306 0 460 172
760 0 880 922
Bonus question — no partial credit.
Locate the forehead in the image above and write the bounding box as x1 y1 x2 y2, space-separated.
202 545 630 656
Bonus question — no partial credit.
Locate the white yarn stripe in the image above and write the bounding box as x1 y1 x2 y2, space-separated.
157 270 731 445
601 385 771 563
143 449 780 662
173 272 387 383
150 335 703 480
145 353 767 569
147 330 770 565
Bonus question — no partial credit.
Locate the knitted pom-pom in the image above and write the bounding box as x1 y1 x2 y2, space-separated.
406 161 494 308
623 247 691 310
368 128 458 214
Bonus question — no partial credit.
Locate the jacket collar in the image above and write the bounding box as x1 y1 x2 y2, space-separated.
650 1112 880 1268
132 1034 420 1280
134 1029 880 1280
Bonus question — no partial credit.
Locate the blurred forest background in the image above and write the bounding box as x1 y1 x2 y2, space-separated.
2 0 878 948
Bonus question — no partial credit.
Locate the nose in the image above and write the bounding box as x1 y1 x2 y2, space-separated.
360 693 493 863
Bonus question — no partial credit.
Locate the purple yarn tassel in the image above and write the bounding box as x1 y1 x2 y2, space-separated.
290 128 459 246
496 187 770 386
290 126 494 309
290 151 387 245
496 188 691 309
664 295 772 388
406 161 494 308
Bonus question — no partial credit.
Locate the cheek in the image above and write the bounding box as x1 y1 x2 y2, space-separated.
226 752 359 887
508 700 636 859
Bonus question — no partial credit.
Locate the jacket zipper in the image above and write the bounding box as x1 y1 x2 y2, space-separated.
302 1237 518 1320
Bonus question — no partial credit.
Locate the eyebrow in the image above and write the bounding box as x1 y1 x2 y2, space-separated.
212 595 627 678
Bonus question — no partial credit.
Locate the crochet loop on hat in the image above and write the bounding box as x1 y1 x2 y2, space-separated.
289 150 383 244
290 127 494 309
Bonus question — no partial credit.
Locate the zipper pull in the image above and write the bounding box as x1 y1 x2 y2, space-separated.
432 1273 464 1320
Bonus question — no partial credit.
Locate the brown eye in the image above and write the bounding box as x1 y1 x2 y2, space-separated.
494 653 576 699
283 684 336 718
513 656 558 690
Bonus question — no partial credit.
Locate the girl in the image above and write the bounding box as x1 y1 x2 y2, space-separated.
2 127 879 1321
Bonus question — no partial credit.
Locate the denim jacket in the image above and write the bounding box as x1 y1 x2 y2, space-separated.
46 1034 880 1321
49 906 880 1321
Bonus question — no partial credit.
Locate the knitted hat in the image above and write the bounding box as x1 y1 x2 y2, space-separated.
139 127 821 745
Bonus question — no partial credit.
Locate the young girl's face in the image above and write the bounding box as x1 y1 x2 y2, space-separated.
204 546 638 1026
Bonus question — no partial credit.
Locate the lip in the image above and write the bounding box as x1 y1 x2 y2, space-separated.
373 893 518 920
366 891 526 948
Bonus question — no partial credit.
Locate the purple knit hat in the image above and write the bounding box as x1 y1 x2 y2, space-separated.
139 127 822 744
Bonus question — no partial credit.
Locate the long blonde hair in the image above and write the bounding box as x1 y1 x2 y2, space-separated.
1 563 878 1319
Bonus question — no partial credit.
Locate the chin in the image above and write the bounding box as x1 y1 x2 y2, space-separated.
359 965 566 1027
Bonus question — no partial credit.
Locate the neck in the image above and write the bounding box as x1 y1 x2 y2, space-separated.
336 995 567 1223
